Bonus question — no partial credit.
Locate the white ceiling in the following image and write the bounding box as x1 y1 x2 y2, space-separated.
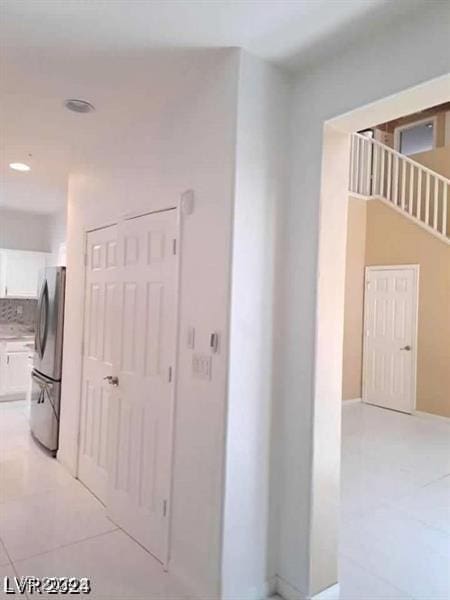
3 0 388 63
0 48 222 213
0 0 418 213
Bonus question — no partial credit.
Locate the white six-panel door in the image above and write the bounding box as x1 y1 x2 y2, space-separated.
107 210 177 561
79 225 118 502
362 265 419 414
79 210 178 563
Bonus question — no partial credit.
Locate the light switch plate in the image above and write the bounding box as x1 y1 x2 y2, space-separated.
192 353 211 380
181 189 195 215
187 326 196 349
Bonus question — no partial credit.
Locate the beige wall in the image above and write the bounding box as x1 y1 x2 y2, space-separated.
342 197 367 400
411 144 450 179
365 200 450 417
343 197 450 417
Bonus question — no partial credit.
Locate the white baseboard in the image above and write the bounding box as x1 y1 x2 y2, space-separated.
274 577 339 600
265 576 278 598
342 398 361 406
309 583 340 599
169 567 275 600
414 410 450 425
165 571 338 600
275 576 305 600
242 577 276 600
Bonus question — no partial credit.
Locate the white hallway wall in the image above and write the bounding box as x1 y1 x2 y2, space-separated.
48 207 67 265
277 3 450 597
59 49 239 599
60 47 291 600
222 52 291 599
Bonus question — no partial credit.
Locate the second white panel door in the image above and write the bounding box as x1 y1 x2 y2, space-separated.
107 209 178 563
362 266 418 414
79 225 118 503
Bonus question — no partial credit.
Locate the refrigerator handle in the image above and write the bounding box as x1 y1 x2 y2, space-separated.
35 281 44 357
40 280 50 359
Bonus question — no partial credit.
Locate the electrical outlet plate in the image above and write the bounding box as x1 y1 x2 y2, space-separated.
192 353 211 380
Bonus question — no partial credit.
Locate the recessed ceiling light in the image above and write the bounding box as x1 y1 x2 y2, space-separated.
9 162 31 172
64 99 95 114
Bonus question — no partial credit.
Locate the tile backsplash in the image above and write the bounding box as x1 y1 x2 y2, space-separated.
0 299 37 326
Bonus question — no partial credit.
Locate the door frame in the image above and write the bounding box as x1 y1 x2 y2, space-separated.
362 264 420 413
76 206 181 569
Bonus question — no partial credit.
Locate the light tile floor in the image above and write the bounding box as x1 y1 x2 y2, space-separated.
0 400 187 600
1 400 449 599
340 402 450 599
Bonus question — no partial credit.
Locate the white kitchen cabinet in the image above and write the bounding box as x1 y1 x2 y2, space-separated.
0 341 32 397
0 249 50 299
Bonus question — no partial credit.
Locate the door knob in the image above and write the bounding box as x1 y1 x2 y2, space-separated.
400 345 411 351
103 375 119 386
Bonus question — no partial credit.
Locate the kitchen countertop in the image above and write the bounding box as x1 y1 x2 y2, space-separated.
0 324 35 342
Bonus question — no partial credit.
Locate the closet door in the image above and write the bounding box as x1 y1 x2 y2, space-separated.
78 225 119 503
107 209 178 562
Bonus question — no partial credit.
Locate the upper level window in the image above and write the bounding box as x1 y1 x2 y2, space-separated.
394 118 436 156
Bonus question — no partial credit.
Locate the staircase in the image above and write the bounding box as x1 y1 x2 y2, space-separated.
349 133 450 244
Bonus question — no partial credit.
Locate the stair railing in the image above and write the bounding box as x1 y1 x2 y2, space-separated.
349 133 449 243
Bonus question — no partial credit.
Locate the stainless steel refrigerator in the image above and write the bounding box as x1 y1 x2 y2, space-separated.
30 266 66 454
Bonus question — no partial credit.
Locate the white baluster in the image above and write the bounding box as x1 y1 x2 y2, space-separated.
355 136 360 193
380 147 385 197
387 151 392 201
349 136 355 192
442 183 448 237
433 178 439 231
366 139 372 196
417 169 422 221
373 141 379 196
401 160 406 210
409 164 414 215
364 138 370 195
425 172 430 225
360 138 366 194
393 155 399 206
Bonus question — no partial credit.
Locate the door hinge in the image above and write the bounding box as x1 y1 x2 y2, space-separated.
168 366 173 383
163 499 168 517
172 239 177 255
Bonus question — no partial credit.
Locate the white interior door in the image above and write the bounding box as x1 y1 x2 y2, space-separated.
362 266 418 413
78 225 118 503
107 209 178 562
